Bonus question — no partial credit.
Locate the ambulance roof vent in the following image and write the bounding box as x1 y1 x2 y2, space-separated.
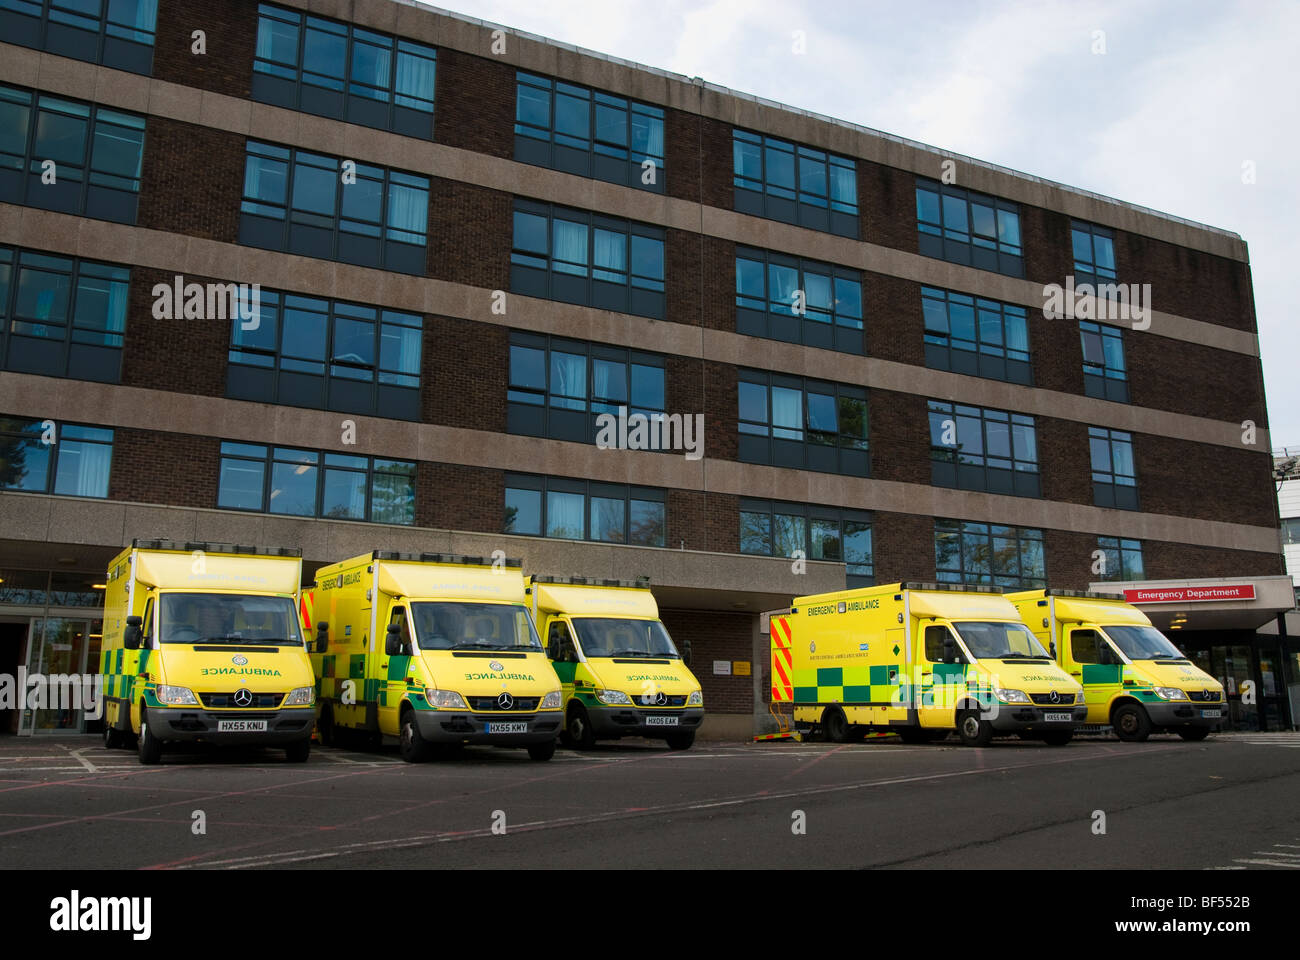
132 539 301 558
1042 588 1123 599
896 581 1003 594
372 551 521 568
531 575 651 588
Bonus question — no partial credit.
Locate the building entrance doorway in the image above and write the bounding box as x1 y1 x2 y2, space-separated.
0 620 26 735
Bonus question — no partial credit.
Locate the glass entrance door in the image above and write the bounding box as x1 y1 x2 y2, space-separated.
18 617 93 734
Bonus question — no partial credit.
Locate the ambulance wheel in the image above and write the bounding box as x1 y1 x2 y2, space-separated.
285 738 311 763
665 731 695 751
1042 730 1073 747
1111 703 1151 742
527 741 556 762
1177 727 1210 742
566 705 596 749
399 708 430 763
957 710 993 747
137 709 163 765
821 707 850 743
317 704 335 747
103 723 122 750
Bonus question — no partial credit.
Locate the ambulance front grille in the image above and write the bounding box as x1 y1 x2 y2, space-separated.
199 692 284 708
1187 690 1223 702
466 696 540 711
634 695 689 707
1029 692 1078 705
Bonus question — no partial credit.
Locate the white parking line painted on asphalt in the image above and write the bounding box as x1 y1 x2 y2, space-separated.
1231 859 1300 868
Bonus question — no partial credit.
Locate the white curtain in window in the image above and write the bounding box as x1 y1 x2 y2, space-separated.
395 51 435 107
593 228 626 274
386 184 427 240
552 219 587 268
546 491 584 539
55 441 112 497
771 387 803 439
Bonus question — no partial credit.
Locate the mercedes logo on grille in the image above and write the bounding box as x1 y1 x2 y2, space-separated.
1048 690 1060 704
232 654 248 665
497 692 514 710
232 688 254 707
655 691 667 706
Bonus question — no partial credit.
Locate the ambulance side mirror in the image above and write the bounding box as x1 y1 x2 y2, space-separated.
680 638 692 665
546 640 559 661
124 616 143 651
942 636 956 664
315 621 329 654
385 622 403 657
1098 644 1116 666
1049 641 1057 660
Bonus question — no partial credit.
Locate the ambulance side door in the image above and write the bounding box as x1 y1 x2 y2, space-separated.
546 620 580 707
377 605 414 736
918 623 962 729
1067 627 1119 723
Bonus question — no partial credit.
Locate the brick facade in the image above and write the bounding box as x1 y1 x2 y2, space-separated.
659 609 755 714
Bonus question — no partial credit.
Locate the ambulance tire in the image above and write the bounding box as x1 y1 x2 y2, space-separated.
665 732 695 750
1041 730 1073 747
527 741 556 761
284 738 311 762
566 704 597 749
1177 727 1210 742
821 707 850 743
956 710 994 747
399 707 430 763
103 722 123 749
137 709 164 765
1111 703 1152 742
317 704 335 747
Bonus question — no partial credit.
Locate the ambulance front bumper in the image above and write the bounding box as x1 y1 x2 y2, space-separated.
989 704 1088 732
587 705 705 738
156 706 315 744
415 710 562 745
1143 700 1226 728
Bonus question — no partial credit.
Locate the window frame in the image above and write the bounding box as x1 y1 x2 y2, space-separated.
1096 536 1144 581
921 285 1032 385
732 128 858 238
225 287 423 420
0 0 158 75
0 83 145 225
734 245 864 354
1071 220 1117 285
503 473 666 547
934 519 1046 589
928 400 1041 497
1079 321 1129 403
506 331 666 444
738 498 873 585
915 178 1023 277
216 440 417 525
251 2 437 139
513 70 665 193
509 198 665 320
0 244 129 382
0 415 114 499
238 139 430 275
737 369 868 476
1088 427 1139 510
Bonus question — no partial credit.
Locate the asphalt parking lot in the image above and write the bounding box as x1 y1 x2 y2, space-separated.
1 732 1298 869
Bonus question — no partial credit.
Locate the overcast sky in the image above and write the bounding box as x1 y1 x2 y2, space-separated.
434 0 1300 448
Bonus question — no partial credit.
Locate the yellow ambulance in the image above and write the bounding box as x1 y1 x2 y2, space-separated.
309 552 562 762
771 582 1085 747
101 539 316 765
1008 589 1226 741
528 576 703 750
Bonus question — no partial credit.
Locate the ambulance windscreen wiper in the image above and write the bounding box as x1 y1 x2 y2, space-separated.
610 649 653 657
199 635 282 645
452 640 503 649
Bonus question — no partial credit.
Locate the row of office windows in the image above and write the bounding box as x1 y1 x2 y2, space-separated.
7 3 1131 288
0 414 1153 586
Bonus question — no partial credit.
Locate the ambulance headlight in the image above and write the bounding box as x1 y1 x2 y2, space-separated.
596 689 632 705
540 690 562 709
687 690 703 706
995 688 1032 704
155 684 200 706
425 689 468 709
1155 687 1188 701
283 686 315 706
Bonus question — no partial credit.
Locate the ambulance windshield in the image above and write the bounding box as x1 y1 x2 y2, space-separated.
953 621 1051 660
572 618 679 659
1101 625 1186 660
410 602 542 651
159 593 302 645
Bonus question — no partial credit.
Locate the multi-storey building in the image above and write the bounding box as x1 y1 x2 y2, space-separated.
0 0 1292 735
